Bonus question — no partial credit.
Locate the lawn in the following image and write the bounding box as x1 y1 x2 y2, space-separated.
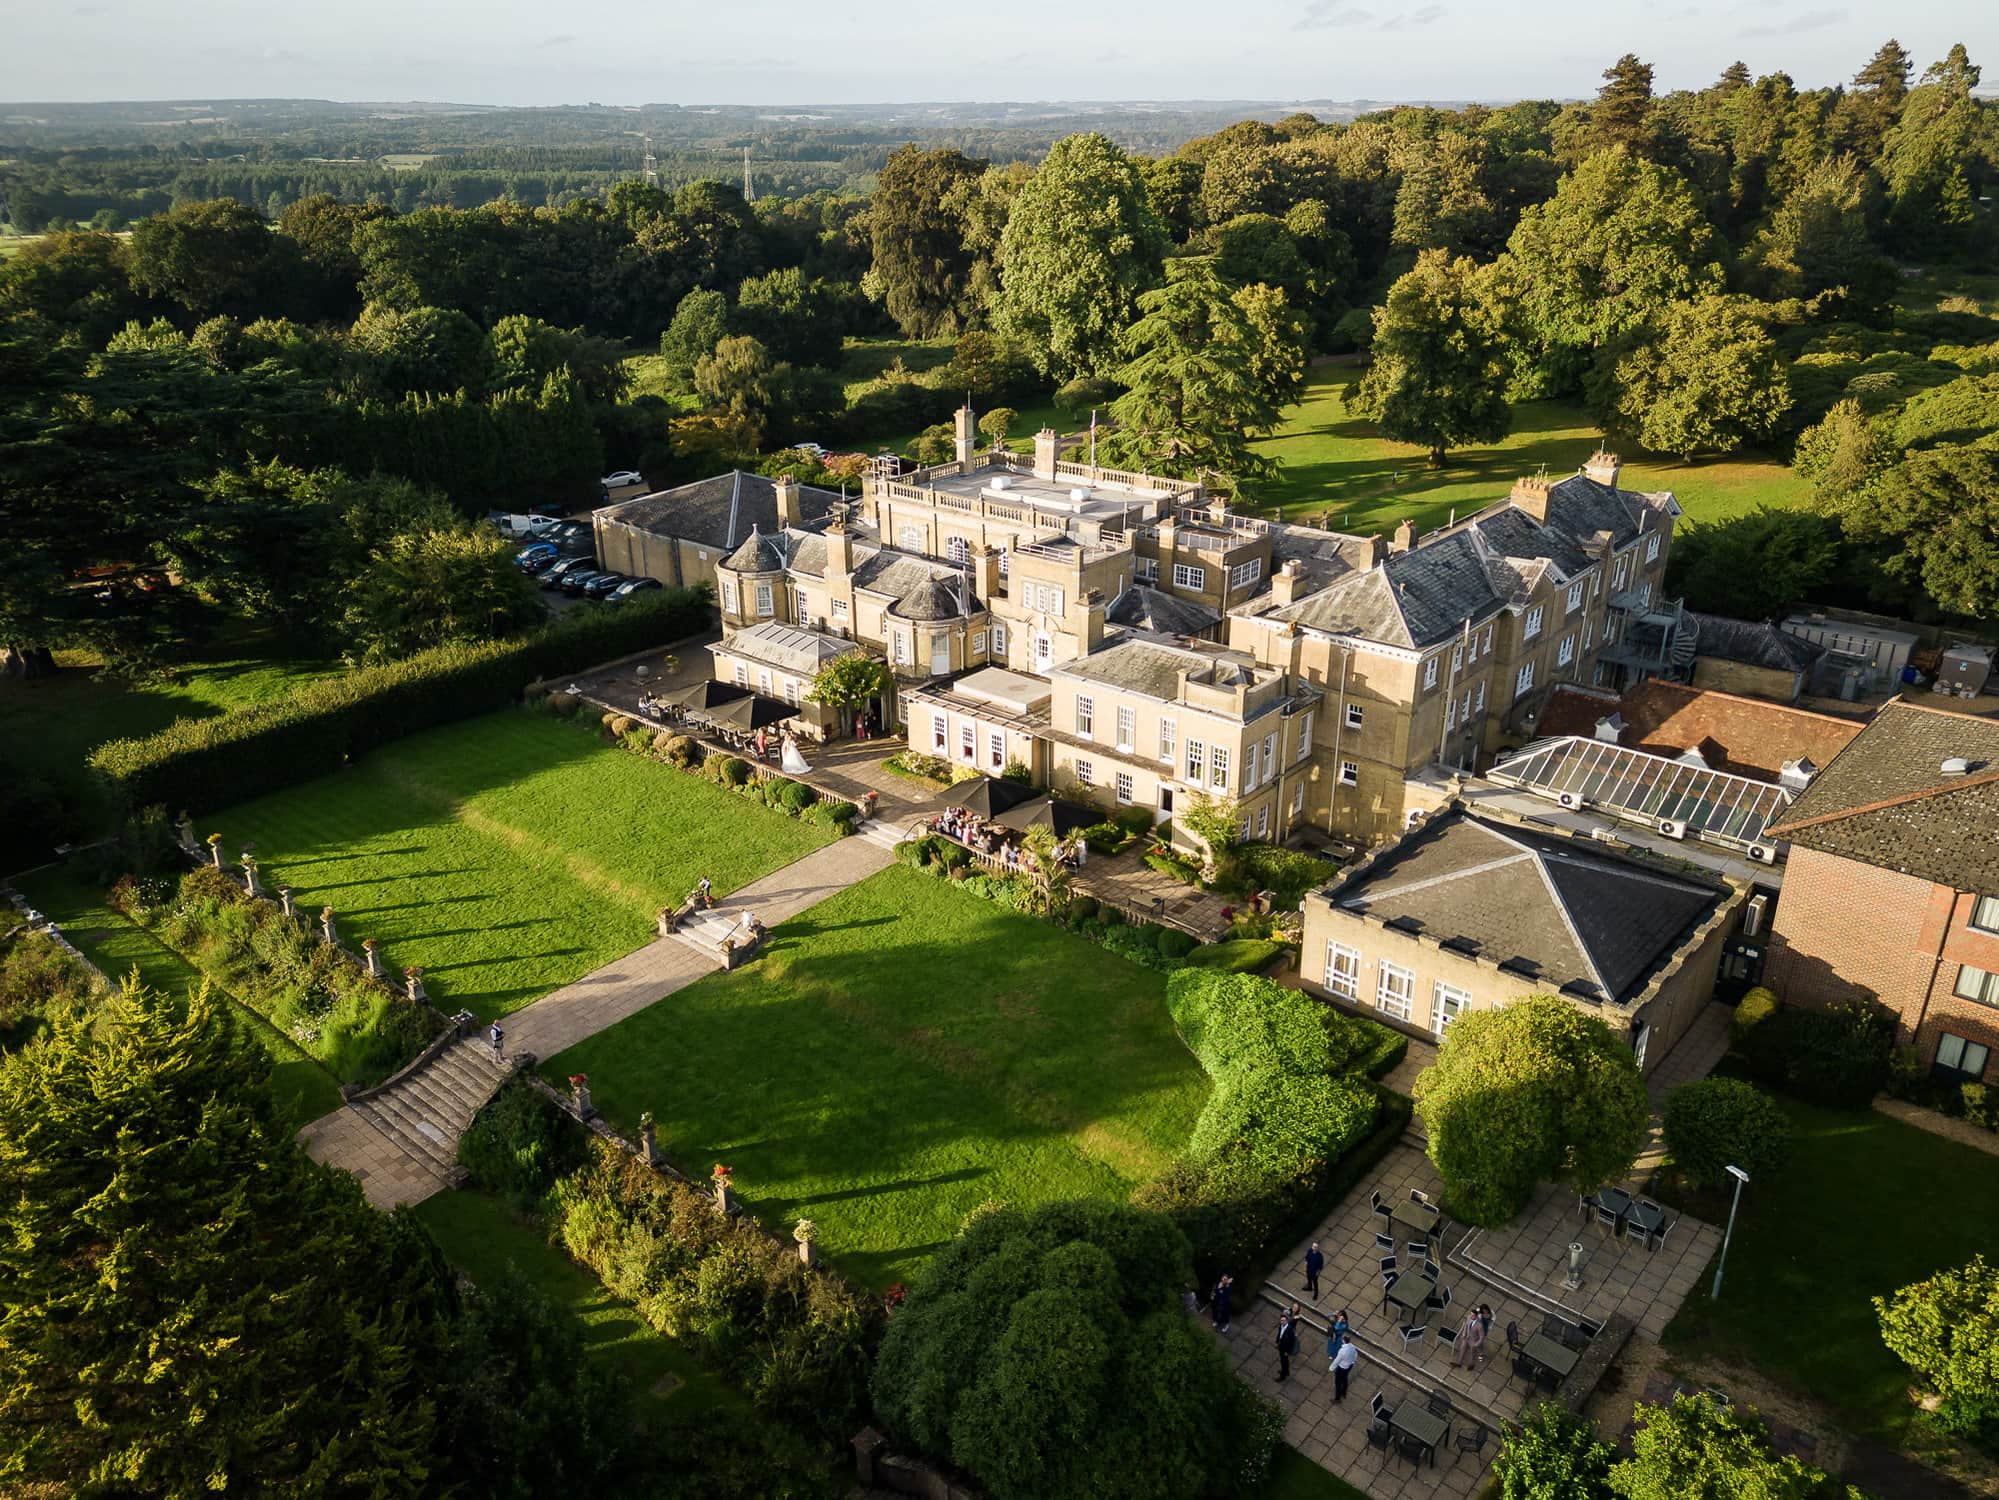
1659 1094 1999 1453
545 864 1211 1289
203 711 832 1018
12 866 344 1121
413 1189 743 1425
1247 368 1811 535
1264 1446 1371 1500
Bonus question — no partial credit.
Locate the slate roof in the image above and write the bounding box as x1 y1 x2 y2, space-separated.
1106 585 1223 636
712 620 862 675
890 577 973 622
721 525 786 574
782 531 963 601
1764 699 1999 891
1689 614 1824 675
1330 811 1725 1003
1268 530 1510 648
604 471 840 552
1536 681 1862 783
1471 472 1658 576
1057 638 1215 702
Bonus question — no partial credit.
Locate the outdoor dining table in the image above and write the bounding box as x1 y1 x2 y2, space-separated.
1522 1332 1581 1382
1625 1200 1666 1245
1596 1186 1633 1223
1389 1197 1442 1241
1380 1266 1439 1317
1388 1404 1450 1468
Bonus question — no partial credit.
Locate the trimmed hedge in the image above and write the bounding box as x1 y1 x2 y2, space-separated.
1738 996 1896 1108
1731 985 1779 1045
90 586 712 814
1662 1077 1792 1188
1179 938 1286 975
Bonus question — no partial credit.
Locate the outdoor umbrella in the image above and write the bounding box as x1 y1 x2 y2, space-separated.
943 776 1041 819
994 794 1098 837
666 680 752 712
708 692 797 733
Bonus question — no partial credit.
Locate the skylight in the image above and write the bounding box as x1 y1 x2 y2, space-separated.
1489 736 1792 853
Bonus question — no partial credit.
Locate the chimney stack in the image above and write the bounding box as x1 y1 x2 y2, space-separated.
826 516 853 582
1077 588 1107 655
1391 519 1416 555
1032 427 1060 480
1510 474 1553 525
1271 559 1308 606
1583 449 1621 489
971 543 1002 602
774 474 802 529
954 403 977 466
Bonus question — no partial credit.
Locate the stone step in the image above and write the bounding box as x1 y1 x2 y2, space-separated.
417 1053 499 1115
352 1097 458 1174
398 1077 483 1135
363 1086 468 1156
673 909 758 957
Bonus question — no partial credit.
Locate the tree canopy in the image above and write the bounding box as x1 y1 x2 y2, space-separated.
1351 249 1512 466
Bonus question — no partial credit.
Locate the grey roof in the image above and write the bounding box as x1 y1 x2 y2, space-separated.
604 471 840 552
1331 811 1724 1003
712 620 861 676
1470 473 1653 577
1488 736 1794 851
891 577 973 622
1270 530 1509 648
1689 614 1824 675
1107 585 1223 636
1057 638 1212 701
721 525 786 574
1767 700 1999 891
782 531 964 602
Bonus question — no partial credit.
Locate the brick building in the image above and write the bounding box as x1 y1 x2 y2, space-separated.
1764 699 1999 1083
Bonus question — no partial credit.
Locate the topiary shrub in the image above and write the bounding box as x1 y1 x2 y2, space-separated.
547 691 581 716
999 758 1034 785
936 841 970 873
1156 928 1198 961
716 756 752 788
1739 997 1895 1108
1068 895 1099 922
1730 986 1779 1046
658 734 699 768
776 779 818 813
619 727 655 754
1662 1077 1792 1188
603 712 634 738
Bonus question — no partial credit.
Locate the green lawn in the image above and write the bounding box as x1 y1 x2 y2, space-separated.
1660 1095 1999 1453
546 865 1211 1289
413 1189 742 1424
1248 369 1810 535
1265 1446 1371 1500
204 711 832 1018
13 866 344 1121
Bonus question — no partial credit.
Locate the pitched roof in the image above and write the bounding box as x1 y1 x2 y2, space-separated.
1764 699 1999 891
890 577 973 622
711 620 862 676
1538 680 1863 783
721 525 786 574
1056 638 1212 701
1470 472 1656 577
602 471 840 552
1269 529 1509 648
1330 810 1725 1003
1688 614 1824 675
1106 584 1223 636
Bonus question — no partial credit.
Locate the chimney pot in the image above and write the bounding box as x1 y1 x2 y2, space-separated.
1510 475 1553 525
1583 449 1621 488
1390 519 1416 554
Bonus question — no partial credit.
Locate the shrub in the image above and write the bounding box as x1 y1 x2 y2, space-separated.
1739 997 1894 1107
1053 375 1116 418
1079 821 1125 855
1662 1077 1792 1189
1098 923 1172 970
883 750 952 784
1067 895 1099 922
775 779 818 813
1180 938 1284 975
1730 986 1780 1045
546 691 581 715
715 756 752 787
1143 846 1202 885
90 587 713 814
1876 1254 1999 1434
935 841 971 873
0 930 105 1048
999 758 1034 785
1226 843 1339 908
618 727 654 755
659 734 700 769
1494 1402 1615 1500
458 1077 588 1210
1156 928 1198 961
1111 805 1154 837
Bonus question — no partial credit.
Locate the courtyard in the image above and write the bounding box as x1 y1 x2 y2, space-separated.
544 864 1213 1289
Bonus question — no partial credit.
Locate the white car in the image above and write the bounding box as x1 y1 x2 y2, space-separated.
793 442 827 459
601 470 644 489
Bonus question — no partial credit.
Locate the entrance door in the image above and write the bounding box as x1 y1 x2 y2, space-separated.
1157 786 1175 824
1034 634 1053 669
1432 985 1468 1039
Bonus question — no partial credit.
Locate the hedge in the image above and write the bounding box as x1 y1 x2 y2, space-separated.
1662 1077 1792 1188
90 586 712 814
1738 996 1896 1108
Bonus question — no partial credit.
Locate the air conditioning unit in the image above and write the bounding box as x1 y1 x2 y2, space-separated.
1743 893 1770 937
1656 818 1687 839
1747 844 1778 865
1589 827 1621 845
1557 790 1581 809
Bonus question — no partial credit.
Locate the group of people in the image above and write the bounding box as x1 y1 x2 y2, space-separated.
932 807 1087 874
634 691 682 722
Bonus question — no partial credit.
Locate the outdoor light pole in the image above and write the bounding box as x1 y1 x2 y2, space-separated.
1710 1164 1751 1301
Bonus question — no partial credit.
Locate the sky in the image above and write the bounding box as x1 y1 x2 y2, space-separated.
2 0 1994 106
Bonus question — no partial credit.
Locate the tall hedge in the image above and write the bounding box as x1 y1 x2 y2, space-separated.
89 586 711 814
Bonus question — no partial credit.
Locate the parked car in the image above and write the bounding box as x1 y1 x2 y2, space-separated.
540 556 598 590
559 568 608 596
514 541 558 570
600 469 643 489
581 571 629 600
519 551 559 577
607 577 663 603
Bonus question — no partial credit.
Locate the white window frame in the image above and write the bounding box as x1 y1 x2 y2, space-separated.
989 731 1005 769
1230 558 1262 590
990 621 1005 653
1186 738 1205 781
831 597 849 622
1291 781 1305 815
721 579 739 613
960 722 975 760
931 713 948 751
1954 964 1999 1007
1451 644 1464 672
947 535 969 563
1524 605 1543 639
1566 581 1584 613
755 581 774 617
1210 746 1229 790
1160 717 1176 762
1937 1031 1992 1080
1422 657 1439 690
1172 562 1206 590
1646 533 1661 563
1263 733 1277 782
757 668 772 695
1345 703 1364 730
1116 771 1134 805
971 629 988 656
1557 634 1576 667
1432 982 1471 1038
1256 805 1270 838
1972 896 1999 935
893 630 912 666
732 662 748 687
1339 759 1358 787
1075 758 1094 788
897 524 925 551
1116 704 1136 751
1297 710 1314 760
1376 963 1414 1021
1136 555 1159 582
1515 662 1535 700
1474 679 1486 713
1325 942 1361 1001
1076 694 1095 738
1482 624 1494 653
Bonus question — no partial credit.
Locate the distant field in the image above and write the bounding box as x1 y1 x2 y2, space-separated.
1248 369 1811 535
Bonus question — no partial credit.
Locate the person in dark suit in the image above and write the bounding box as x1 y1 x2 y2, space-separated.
1303 1240 1325 1300
1276 1306 1300 1379
1211 1273 1233 1333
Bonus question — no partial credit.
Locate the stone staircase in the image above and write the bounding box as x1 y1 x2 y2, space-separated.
346 1034 518 1182
670 905 763 959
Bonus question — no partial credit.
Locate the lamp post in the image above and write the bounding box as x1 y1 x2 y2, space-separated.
1710 1164 1750 1301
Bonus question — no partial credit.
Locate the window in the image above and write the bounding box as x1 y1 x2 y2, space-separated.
1937 1032 1992 1082
1613 556 1630 589
1230 558 1262 590
929 629 951 675
971 629 988 656
1291 781 1305 815
1256 805 1270 838
1954 964 1999 1007
990 731 1005 769
1186 739 1205 781
1160 718 1176 762
1524 605 1544 639
1474 679 1486 712
1566 581 1584 613
1422 657 1439 690
960 723 975 760
931 714 947 751
1116 772 1134 804
997 547 1010 575
990 622 1005 653
1075 758 1094 788
1583 618 1595 650
1325 942 1361 1001
1515 662 1535 699
1136 555 1159 582
893 630 912 666
1646 533 1661 563
1263 733 1277 781
1637 580 1653 607
757 668 772 695
897 524 924 551
1466 630 1479 663
1345 703 1364 730
947 535 969 563
1451 644 1463 672
732 663 748 686
831 598 849 622
794 587 809 621
1376 963 1414 1021
1116 705 1136 749
1557 634 1575 667
1173 562 1206 590
1972 896 1999 935
1076 695 1095 738
1023 582 1064 614
1210 746 1229 789
1339 759 1358 786
1432 982 1470 1037
1482 624 1494 654
1297 710 1314 759
1445 697 1457 732
720 579 738 613
755 582 773 616
784 677 801 705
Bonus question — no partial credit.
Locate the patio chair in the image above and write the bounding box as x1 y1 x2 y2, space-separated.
1505 1320 1522 1351
1405 1239 1431 1259
1380 1269 1398 1290
1371 1390 1392 1420
1375 1232 1396 1252
1398 1432 1429 1469
1593 1202 1621 1237
1454 1422 1489 1461
1410 1188 1432 1206
1578 1192 1598 1220
1538 1363 1563 1394
1650 1215 1674 1253
1513 1353 1538 1382
1379 1255 1398 1276
1426 1286 1451 1316
1366 1421 1394 1460
1371 1189 1393 1223
1541 1312 1568 1340
1426 1389 1453 1418
1579 1317 1603 1341
1422 1257 1442 1280
1624 1215 1653 1247
1398 1322 1429 1353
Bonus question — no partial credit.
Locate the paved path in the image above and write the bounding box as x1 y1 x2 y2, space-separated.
300 1107 453 1210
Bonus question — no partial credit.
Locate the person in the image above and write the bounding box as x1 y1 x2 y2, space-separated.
1210 1273 1233 1333
854 712 868 742
1303 1240 1325 1301
1275 1306 1299 1380
487 1021 505 1061
1477 1303 1494 1365
754 727 768 761
740 909 762 942
1327 1308 1350 1364
780 732 810 776
696 876 713 908
1454 1306 1486 1369
1331 1335 1358 1403
1183 1285 1200 1317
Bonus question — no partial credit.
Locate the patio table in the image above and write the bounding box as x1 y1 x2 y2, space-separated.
1389 1404 1450 1468
1626 1201 1666 1244
1380 1267 1439 1317
1522 1333 1580 1381
1389 1198 1442 1241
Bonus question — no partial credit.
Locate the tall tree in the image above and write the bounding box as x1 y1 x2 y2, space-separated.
693 333 788 448
1594 53 1657 152
994 133 1168 380
1839 445 1999 619
1592 295 1793 461
1746 154 1896 313
1350 249 1511 467
127 197 295 321
1880 44 1986 252
1846 38 1915 157
866 145 986 338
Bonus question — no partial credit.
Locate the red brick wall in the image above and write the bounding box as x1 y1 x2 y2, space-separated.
1767 845 1999 1079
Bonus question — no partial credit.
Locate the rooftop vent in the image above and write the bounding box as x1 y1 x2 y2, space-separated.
1941 757 1972 777
1069 487 1090 503
992 476 1012 491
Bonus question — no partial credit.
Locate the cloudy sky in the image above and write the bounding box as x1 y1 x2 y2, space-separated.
3 0 1992 105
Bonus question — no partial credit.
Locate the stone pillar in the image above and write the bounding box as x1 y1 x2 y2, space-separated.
712 1168 734 1215
405 968 427 1004
207 835 224 868
852 1428 885 1486
176 811 196 850
639 1111 661 1167
794 1218 817 1267
241 856 263 899
319 906 337 945
721 937 740 972
278 887 295 919
657 905 678 937
569 1073 594 1120
362 938 383 978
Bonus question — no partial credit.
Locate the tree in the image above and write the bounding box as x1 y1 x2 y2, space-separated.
807 653 894 715
734 266 849 368
1412 995 1649 1226
1880 45 1985 252
0 981 452 1492
1095 259 1287 495
1791 398 1888 505
1664 508 1842 619
351 301 493 396
1847 38 1915 157
1595 54 1657 152
658 287 730 392
277 193 391 320
0 229 143 345
870 1200 1279 1500
978 407 1018 448
487 314 630 404
1495 1402 1617 1500
339 519 542 663
867 145 987 338
994 133 1168 380
1661 1077 1791 1189
1875 1255 1999 1434
1350 249 1511 467
1839 446 1999 619
694 334 787 447
127 197 293 320
1179 791 1244 883
1592 296 1793 461
1610 1396 1826 1500
1745 155 1895 313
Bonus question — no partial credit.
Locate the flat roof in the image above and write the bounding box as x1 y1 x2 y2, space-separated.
1488 736 1792 853
923 468 1171 525
952 666 1053 713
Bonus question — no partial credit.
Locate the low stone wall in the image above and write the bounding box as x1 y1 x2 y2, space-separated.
1558 1312 1636 1412
0 884 112 989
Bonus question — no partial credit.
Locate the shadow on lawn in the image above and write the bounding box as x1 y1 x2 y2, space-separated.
780 1165 991 1210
